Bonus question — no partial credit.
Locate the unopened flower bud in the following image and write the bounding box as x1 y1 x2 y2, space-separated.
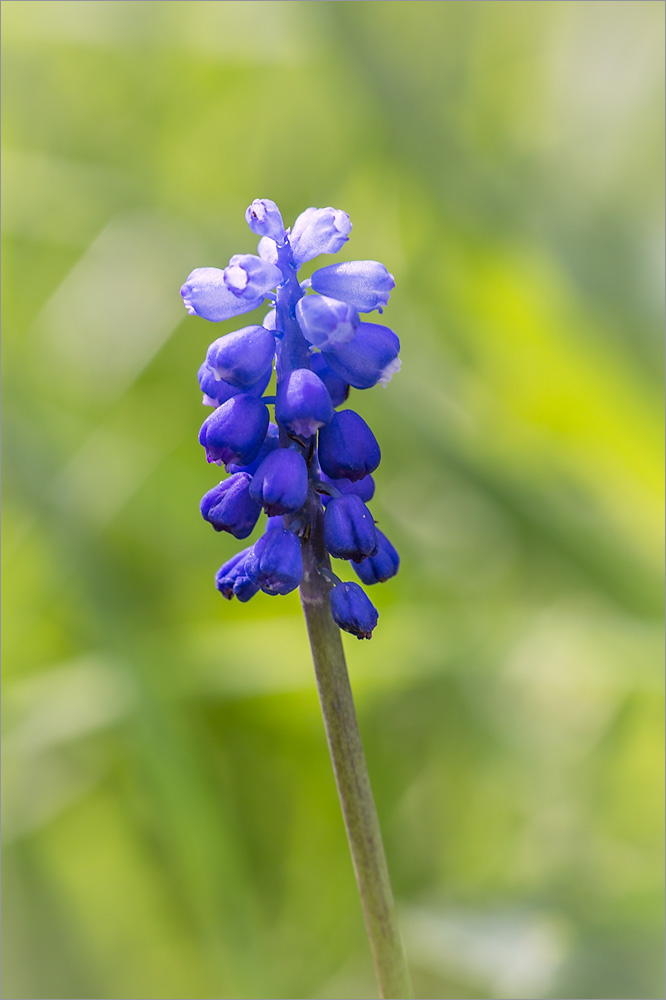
245 199 285 243
246 528 303 595
310 353 349 408
275 368 334 438
215 548 260 603
322 322 400 390
198 362 270 408
199 395 269 467
319 472 375 505
329 582 378 640
181 267 264 321
296 294 358 350
223 254 282 301
289 207 352 266
206 325 275 390
200 472 262 538
310 261 395 312
227 422 279 476
318 409 381 482
324 494 378 562
353 529 400 585
250 448 309 516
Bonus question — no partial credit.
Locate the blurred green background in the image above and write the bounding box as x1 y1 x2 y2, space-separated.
2 2 664 998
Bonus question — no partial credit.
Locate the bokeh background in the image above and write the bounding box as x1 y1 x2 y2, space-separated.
2 2 664 998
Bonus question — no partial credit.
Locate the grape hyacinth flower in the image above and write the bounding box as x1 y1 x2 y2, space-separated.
181 201 410 999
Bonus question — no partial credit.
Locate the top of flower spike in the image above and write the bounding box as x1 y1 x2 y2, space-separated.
180 200 395 327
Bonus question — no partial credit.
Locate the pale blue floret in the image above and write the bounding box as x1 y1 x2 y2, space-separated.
181 267 264 322
310 261 395 312
289 207 352 266
295 294 359 350
245 198 286 243
223 254 282 301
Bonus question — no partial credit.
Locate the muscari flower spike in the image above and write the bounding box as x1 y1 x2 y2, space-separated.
181 200 402 638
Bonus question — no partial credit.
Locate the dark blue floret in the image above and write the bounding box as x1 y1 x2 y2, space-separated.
215 549 260 602
200 472 262 538
318 409 381 482
198 362 271 408
275 368 334 438
323 494 378 562
227 422 279 476
246 528 303 596
249 448 309 516
310 353 349 408
329 582 379 639
206 325 275 390
322 322 400 390
352 529 400 585
199 394 269 467
319 472 375 505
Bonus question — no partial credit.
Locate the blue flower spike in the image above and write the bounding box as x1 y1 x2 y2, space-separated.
182 198 399 636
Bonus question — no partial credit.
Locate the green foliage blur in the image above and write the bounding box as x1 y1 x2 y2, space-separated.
2 2 664 998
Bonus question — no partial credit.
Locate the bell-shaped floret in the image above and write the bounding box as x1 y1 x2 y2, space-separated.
275 368 334 438
246 528 303 595
329 582 378 639
227 422 279 476
317 409 381 482
206 325 275 390
289 207 352 266
319 472 375 505
198 362 270 407
249 448 309 516
199 395 269 467
310 261 395 312
245 199 285 243
200 472 262 538
310 353 349 408
215 548 260 603
181 267 264 321
352 529 400 585
296 294 358 350
322 323 400 390
323 494 378 562
223 254 282 302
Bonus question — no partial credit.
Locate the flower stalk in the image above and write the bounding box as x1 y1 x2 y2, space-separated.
300 500 412 999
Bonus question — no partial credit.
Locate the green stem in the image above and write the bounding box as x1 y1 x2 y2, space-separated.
299 503 412 1000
